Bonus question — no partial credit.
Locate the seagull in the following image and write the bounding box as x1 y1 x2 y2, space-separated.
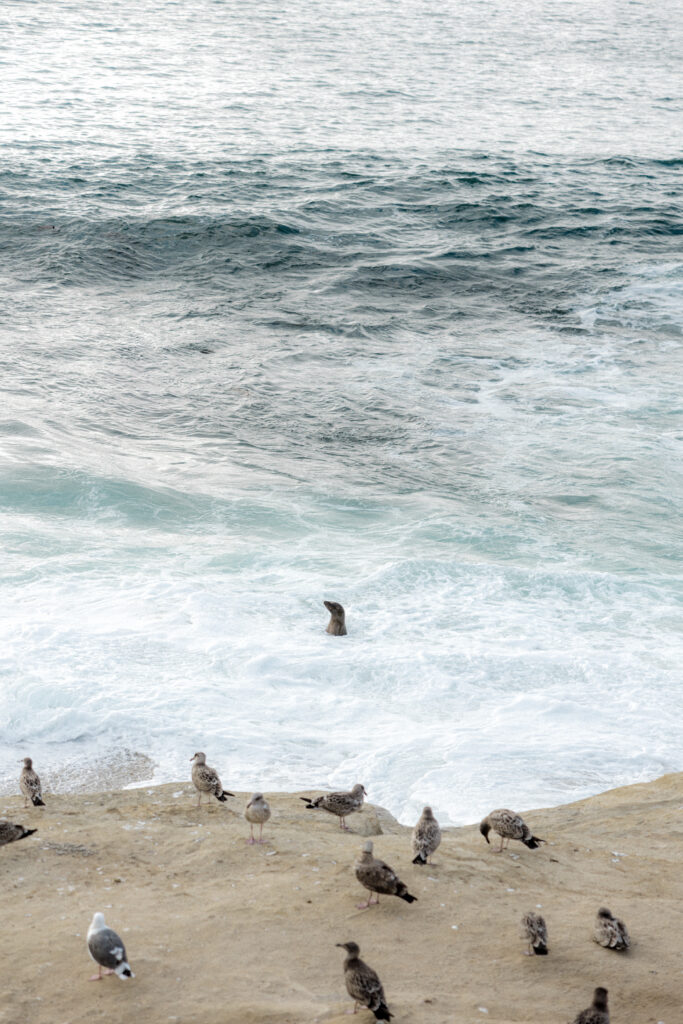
354 840 418 909
300 784 366 830
593 907 630 950
245 793 271 844
479 809 544 852
87 912 134 981
190 752 234 807
0 820 37 848
520 910 548 955
411 806 441 865
19 757 45 808
336 941 392 1020
570 987 609 1024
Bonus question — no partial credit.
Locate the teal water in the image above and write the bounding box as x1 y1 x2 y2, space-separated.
0 0 681 822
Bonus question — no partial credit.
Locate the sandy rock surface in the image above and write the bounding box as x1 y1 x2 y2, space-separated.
1 774 681 1024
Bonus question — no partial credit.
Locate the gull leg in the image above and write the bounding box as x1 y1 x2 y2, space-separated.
257 822 266 844
89 965 103 981
493 835 504 853
247 824 256 845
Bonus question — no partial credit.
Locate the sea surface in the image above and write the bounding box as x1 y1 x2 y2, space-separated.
1 0 681 824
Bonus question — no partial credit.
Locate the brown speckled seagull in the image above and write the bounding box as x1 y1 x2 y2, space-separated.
355 840 418 909
336 941 392 1020
190 752 234 807
300 783 366 830
479 809 544 852
412 805 441 865
19 757 45 808
570 987 609 1024
593 907 630 950
0 820 37 848
520 910 548 955
245 793 271 844
323 600 347 635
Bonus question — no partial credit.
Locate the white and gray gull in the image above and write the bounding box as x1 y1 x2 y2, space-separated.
570 987 609 1024
593 907 630 950
87 912 134 981
336 941 392 1020
190 752 234 807
520 910 548 955
355 840 418 909
411 805 441 865
300 783 366 830
479 808 544 852
0 820 37 848
245 793 271 844
19 757 45 808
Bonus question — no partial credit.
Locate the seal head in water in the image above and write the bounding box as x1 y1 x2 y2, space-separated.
324 600 347 636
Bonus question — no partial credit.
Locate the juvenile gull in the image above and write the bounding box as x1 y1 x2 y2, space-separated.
355 840 418 909
190 752 234 807
323 600 347 636
593 907 630 950
19 757 45 808
336 941 392 1020
300 783 366 830
245 793 271 844
520 910 548 955
411 806 441 865
479 809 544 852
570 987 609 1024
86 912 134 981
0 820 37 848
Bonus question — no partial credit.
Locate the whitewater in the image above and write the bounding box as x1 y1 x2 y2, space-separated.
1 0 681 824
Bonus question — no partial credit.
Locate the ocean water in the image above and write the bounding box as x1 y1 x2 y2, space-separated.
1 0 681 824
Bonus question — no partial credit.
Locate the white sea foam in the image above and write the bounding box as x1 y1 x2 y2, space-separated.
0 508 680 824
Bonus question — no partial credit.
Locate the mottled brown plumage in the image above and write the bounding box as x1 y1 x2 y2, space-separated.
479 808 544 852
411 805 441 864
19 757 44 807
190 752 234 806
355 840 417 908
245 793 271 844
300 783 366 829
570 987 609 1024
0 820 37 847
593 907 630 950
520 910 548 955
336 942 392 1020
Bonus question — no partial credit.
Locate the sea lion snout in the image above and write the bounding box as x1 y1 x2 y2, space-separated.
323 599 347 636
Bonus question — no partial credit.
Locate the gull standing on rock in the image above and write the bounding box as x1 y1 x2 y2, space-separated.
19 757 45 808
300 783 366 830
336 942 392 1020
245 793 271 844
479 809 544 852
323 600 347 635
570 987 609 1024
520 910 548 955
0 820 37 848
87 912 134 981
412 806 441 864
593 907 630 950
355 840 418 909
190 752 234 807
